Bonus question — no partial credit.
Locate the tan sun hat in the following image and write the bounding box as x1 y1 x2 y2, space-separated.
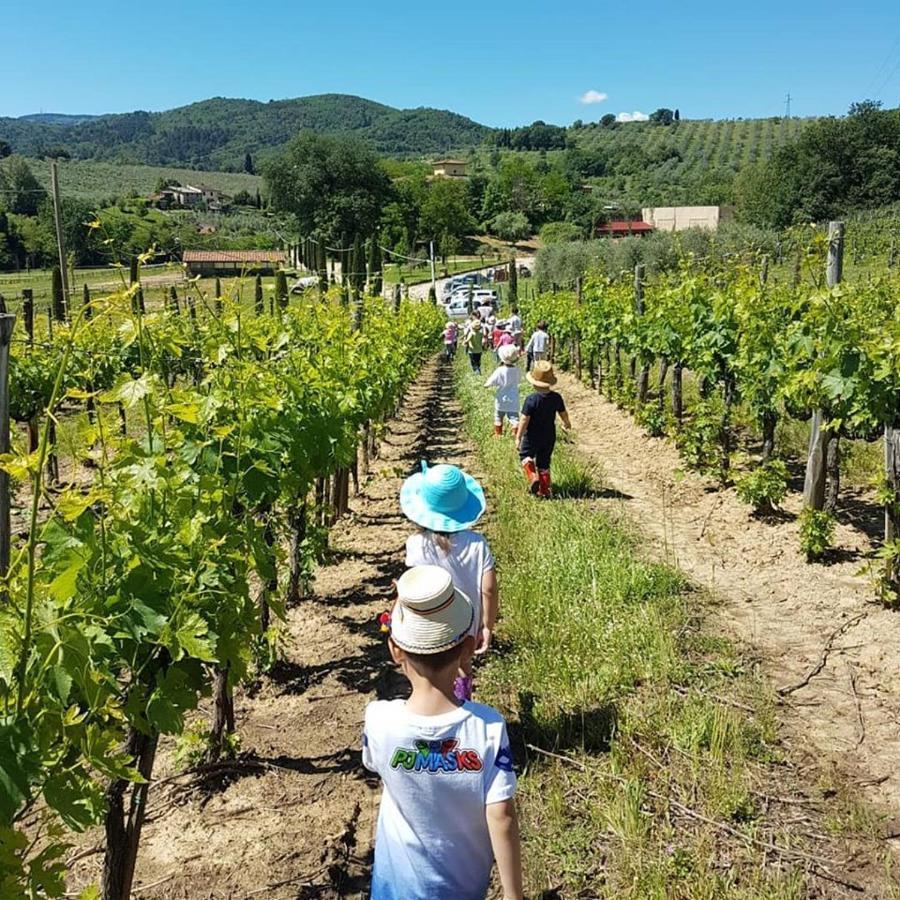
498 344 520 365
390 565 474 654
526 360 557 389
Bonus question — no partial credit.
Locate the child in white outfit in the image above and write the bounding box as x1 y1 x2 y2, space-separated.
484 344 521 436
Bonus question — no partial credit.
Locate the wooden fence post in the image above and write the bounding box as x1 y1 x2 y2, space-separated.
0 313 16 580
803 222 843 510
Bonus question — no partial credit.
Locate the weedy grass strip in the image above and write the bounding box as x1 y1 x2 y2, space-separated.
454 355 892 898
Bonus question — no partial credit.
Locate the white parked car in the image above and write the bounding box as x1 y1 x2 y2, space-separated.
446 288 498 308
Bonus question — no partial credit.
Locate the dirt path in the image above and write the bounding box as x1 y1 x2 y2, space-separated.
556 371 900 820
67 357 477 899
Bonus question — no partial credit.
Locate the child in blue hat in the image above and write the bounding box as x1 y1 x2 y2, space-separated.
400 463 497 701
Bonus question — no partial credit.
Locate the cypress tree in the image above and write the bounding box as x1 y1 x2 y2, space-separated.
508 258 518 306
275 269 289 309
352 234 365 293
317 239 328 293
51 266 66 322
255 188 261 209
373 243 383 296
244 152 254 174
254 274 264 315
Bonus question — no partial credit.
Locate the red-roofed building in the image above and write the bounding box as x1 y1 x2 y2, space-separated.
595 220 654 239
182 250 287 275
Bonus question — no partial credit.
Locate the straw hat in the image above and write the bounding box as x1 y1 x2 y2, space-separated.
390 566 474 654
526 360 557 389
498 344 520 365
400 462 486 532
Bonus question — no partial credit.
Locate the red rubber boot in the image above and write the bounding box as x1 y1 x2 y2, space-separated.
522 459 540 495
493 423 503 436
538 469 552 498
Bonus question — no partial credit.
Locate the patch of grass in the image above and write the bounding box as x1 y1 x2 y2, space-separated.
456 357 896 897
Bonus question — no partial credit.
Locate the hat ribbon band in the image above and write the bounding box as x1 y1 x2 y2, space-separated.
408 592 456 616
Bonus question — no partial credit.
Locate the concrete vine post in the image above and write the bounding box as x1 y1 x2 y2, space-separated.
803 221 844 511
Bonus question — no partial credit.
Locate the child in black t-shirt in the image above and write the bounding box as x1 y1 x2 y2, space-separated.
516 361 571 498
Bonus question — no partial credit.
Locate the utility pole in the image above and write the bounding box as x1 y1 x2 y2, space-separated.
784 92 792 120
49 160 69 316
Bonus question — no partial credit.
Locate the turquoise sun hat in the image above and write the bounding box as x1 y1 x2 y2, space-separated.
400 462 486 533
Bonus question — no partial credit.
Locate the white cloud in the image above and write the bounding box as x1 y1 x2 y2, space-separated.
616 110 649 122
580 90 608 105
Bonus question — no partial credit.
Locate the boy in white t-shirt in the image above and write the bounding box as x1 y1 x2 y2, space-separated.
484 344 522 436
364 566 523 900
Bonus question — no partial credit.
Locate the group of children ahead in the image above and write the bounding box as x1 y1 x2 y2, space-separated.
364 463 520 900
361 314 574 899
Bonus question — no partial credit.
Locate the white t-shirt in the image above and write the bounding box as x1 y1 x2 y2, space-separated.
526 329 549 353
363 699 517 900
484 365 521 413
506 313 522 334
405 531 495 635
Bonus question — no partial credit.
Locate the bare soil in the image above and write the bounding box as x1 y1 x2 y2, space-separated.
556 371 900 823
66 357 478 899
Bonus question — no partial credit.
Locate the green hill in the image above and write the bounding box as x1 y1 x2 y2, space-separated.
0 94 491 169
567 116 814 205
24 158 262 204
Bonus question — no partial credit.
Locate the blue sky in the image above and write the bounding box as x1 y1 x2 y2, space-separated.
4 0 900 124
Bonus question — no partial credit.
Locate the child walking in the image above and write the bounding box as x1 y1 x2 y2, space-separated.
401 463 496 701
516 360 571 498
443 320 458 360
464 312 485 373
484 344 521 436
364 565 523 900
524 321 550 369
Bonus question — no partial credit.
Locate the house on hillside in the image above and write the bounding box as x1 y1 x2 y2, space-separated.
182 250 287 276
595 219 654 239
149 184 231 210
432 159 468 178
641 205 734 232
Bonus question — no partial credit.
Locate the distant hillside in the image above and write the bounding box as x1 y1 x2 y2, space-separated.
566 116 816 206
24 158 262 204
18 113 100 126
0 94 491 169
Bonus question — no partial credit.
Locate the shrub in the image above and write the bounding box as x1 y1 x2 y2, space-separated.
636 402 668 437
799 508 835 561
735 459 789 514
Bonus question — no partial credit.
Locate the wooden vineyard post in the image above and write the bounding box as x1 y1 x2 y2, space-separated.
0 313 16 581
759 254 769 287
168 285 180 315
22 289 34 344
803 221 843 511
392 283 402 313
889 237 896 270
885 423 900 591
574 276 583 382
286 502 308 605
672 362 684 426
634 264 649 406
254 275 263 316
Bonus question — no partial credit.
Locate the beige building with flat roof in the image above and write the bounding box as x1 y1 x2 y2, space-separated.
641 205 735 232
432 159 468 178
